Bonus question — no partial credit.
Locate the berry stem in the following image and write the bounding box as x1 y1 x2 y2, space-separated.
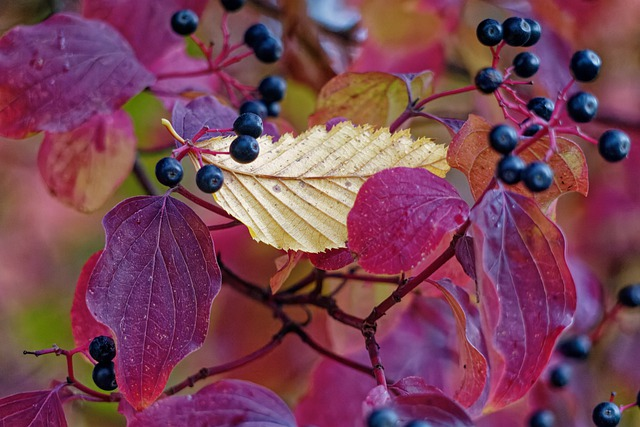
364 329 387 387
589 304 622 343
324 272 402 284
174 185 236 219
207 220 242 230
556 126 599 145
132 155 160 196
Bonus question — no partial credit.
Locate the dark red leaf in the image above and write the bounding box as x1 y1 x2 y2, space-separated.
171 95 237 142
348 167 469 274
454 236 476 281
0 386 68 427
86 195 221 410
70 250 112 348
128 380 296 426
0 13 155 138
468 188 576 409
308 247 355 270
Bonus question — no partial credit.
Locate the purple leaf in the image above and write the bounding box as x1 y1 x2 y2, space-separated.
348 167 469 274
0 13 155 139
86 195 221 410
128 380 296 426
171 96 237 142
0 386 68 427
454 236 476 281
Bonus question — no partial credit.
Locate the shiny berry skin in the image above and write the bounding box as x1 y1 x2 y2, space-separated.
155 157 184 187
549 363 571 388
244 23 271 49
230 135 260 164
523 123 543 137
233 113 263 138
513 52 540 78
489 124 518 154
92 361 118 391
196 165 224 193
476 19 503 46
170 9 198 36
89 336 116 363
618 284 640 307
366 408 399 427
523 161 553 192
258 76 287 103
475 67 503 94
264 101 280 117
557 335 591 360
598 129 630 162
497 154 525 185
529 409 555 427
567 91 598 123
527 97 555 121
522 18 542 47
502 17 531 46
254 36 283 63
240 100 268 119
570 49 601 82
220 0 246 12
592 402 621 427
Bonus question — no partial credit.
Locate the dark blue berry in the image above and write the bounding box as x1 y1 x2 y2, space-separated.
522 18 542 47
489 124 518 154
89 336 116 363
233 113 263 138
155 157 183 187
557 335 591 360
230 135 260 164
476 19 503 46
254 36 283 63
244 23 272 49
196 165 224 193
567 91 598 123
618 284 640 307
527 97 555 121
264 100 281 117
598 129 630 162
502 17 531 46
220 0 246 12
523 161 553 192
171 9 198 36
513 52 540 78
475 67 503 94
570 49 601 82
523 123 543 137
258 75 287 103
240 100 268 119
592 402 621 427
549 363 571 388
92 361 117 391
405 421 432 427
366 408 398 427
497 154 525 185
528 409 555 427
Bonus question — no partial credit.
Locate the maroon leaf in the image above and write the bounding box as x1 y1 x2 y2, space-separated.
0 13 155 139
128 380 296 426
70 250 112 348
454 236 476 281
37 111 137 212
468 188 576 409
0 386 68 427
171 96 237 142
308 247 355 270
86 195 221 410
348 167 469 274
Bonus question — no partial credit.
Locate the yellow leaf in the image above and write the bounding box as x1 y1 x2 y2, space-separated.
191 121 449 253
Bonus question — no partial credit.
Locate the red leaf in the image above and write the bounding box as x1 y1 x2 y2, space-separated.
308 247 355 270
468 188 576 409
0 13 155 139
86 195 221 410
171 95 238 142
70 250 111 348
348 167 469 274
0 386 68 427
128 380 296 426
37 111 137 212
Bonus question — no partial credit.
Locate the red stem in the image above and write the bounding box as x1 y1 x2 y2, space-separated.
174 186 236 220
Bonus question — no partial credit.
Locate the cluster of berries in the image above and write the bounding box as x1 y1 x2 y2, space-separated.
366 407 432 427
89 336 117 391
474 17 631 193
240 74 287 119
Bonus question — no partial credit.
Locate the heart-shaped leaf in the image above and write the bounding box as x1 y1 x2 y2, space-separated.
0 386 68 427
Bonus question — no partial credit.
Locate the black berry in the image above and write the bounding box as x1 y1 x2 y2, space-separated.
636 389 640 407
220 0 246 12
196 165 224 193
618 284 640 307
244 23 272 49
170 9 198 36
264 100 281 117
549 363 571 388
502 17 531 46
598 129 630 162
258 75 287 103
523 123 543 137
475 67 503 94
155 157 183 187
233 113 263 138
522 161 553 192
476 19 503 46
513 52 540 78
557 335 591 360
366 408 398 427
570 49 601 82
405 421 432 427
92 361 117 391
567 91 598 123
527 97 555 122
254 36 283 63
522 18 542 47
592 402 621 427
489 124 518 154
529 409 555 427
497 154 526 185
240 100 268 119
230 135 260 164
89 336 116 363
